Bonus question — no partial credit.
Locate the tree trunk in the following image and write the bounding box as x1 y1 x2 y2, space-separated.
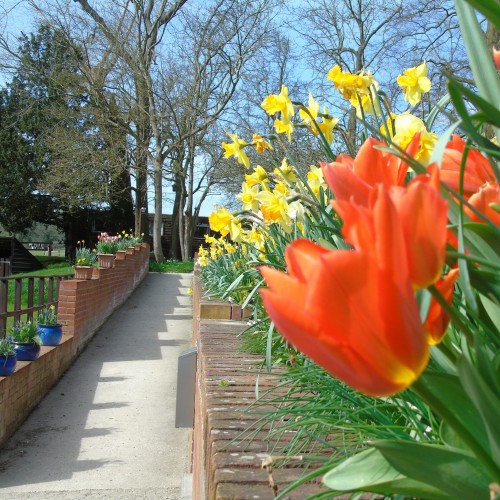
169 183 182 260
153 157 165 262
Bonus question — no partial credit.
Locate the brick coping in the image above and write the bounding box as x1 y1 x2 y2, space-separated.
0 244 150 448
192 265 328 499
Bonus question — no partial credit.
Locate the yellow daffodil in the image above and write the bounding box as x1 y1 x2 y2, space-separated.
299 92 319 125
397 61 431 106
274 158 297 183
287 200 306 221
274 181 289 196
273 118 294 141
245 165 270 189
392 113 438 165
261 85 295 123
255 190 292 232
198 255 209 266
209 206 233 235
354 82 380 118
222 133 250 169
252 133 273 154
380 113 397 138
317 107 339 144
307 165 327 197
229 218 242 243
236 182 260 212
327 65 374 106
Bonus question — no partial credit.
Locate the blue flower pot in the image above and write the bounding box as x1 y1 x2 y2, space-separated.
0 355 16 376
38 324 63 346
13 342 40 361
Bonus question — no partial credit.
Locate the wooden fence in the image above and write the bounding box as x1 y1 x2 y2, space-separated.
0 273 73 337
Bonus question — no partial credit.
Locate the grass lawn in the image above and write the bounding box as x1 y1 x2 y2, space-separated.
15 256 74 278
149 259 194 273
4 259 74 332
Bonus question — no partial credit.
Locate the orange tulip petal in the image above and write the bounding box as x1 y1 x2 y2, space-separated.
322 162 372 205
395 179 448 289
425 268 459 344
260 245 429 397
284 239 330 282
331 199 374 252
466 183 500 225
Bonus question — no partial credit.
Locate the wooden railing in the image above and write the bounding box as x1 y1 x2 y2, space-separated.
0 273 73 337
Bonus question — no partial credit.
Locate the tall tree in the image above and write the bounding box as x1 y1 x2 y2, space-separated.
161 0 276 260
0 24 134 249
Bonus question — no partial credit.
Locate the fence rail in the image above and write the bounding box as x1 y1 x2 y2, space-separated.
0 273 73 337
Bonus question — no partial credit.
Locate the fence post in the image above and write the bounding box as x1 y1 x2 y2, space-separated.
0 278 7 336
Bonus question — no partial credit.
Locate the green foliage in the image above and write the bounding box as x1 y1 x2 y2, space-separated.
37 305 59 326
0 338 15 357
8 321 41 344
198 1 500 497
149 259 194 273
96 233 119 254
75 243 97 267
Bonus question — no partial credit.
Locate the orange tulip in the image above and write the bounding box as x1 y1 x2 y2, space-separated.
465 182 500 226
395 169 449 289
260 240 429 397
333 176 448 290
494 48 500 71
425 268 460 345
321 137 415 206
440 135 495 197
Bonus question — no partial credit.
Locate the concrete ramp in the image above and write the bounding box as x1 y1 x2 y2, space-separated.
0 273 193 500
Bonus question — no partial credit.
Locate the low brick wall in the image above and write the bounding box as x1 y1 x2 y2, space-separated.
192 265 326 499
0 244 150 447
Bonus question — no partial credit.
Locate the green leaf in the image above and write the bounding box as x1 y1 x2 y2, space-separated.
440 421 469 451
449 79 500 129
464 223 500 256
266 321 274 372
462 0 500 28
322 447 452 499
426 93 451 131
429 120 461 166
373 440 491 499
478 293 500 336
454 1 500 116
458 355 500 471
412 374 490 460
417 288 432 323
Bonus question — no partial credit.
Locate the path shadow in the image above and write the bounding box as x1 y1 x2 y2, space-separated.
0 273 193 490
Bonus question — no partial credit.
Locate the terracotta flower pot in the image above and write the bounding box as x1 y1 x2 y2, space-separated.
74 266 94 280
115 250 127 260
98 253 115 269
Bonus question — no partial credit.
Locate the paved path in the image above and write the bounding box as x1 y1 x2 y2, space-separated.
0 273 194 500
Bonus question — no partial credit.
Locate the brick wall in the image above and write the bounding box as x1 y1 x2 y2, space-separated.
192 265 327 499
0 244 150 447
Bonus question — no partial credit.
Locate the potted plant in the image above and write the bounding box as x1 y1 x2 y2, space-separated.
74 241 97 279
96 232 118 268
115 231 131 259
37 305 63 346
0 338 16 376
8 321 41 361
